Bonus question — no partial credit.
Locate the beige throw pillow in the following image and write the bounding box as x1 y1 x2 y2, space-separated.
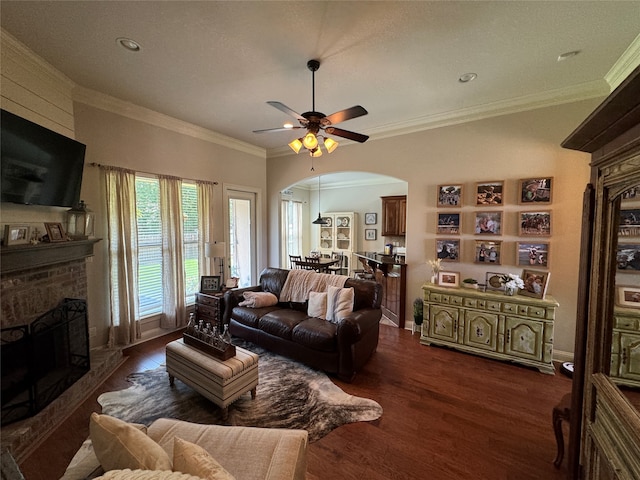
326 285 355 322
173 437 236 480
307 291 327 319
89 413 172 472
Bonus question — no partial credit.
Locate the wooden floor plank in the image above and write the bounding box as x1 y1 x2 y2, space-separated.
19 325 574 480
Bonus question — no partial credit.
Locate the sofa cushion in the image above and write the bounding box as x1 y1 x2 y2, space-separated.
173 437 235 480
148 419 309 480
89 413 172 472
292 318 338 352
307 292 327 319
231 305 281 328
326 286 354 323
258 310 307 339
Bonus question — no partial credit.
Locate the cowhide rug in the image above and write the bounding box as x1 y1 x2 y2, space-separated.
97 341 382 442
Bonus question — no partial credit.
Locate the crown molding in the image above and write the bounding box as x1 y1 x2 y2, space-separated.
73 86 266 159
366 78 609 142
605 33 640 91
267 79 608 158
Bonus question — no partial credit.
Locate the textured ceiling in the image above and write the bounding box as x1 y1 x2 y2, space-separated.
2 1 639 157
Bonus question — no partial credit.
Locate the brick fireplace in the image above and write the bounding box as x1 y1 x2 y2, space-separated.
0 239 122 462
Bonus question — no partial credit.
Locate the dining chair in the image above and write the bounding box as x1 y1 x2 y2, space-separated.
289 255 302 269
304 256 321 271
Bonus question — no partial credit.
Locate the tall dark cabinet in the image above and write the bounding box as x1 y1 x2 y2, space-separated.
561 65 640 480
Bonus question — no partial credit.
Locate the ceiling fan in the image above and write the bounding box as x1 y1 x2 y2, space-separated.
253 59 369 156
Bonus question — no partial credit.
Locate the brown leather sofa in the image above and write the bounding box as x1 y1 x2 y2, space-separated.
223 267 382 382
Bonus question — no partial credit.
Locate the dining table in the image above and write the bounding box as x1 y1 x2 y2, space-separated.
294 258 339 273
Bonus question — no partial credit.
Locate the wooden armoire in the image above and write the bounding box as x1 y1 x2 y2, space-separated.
562 65 640 479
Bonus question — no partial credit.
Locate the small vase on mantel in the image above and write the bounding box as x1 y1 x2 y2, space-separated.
431 275 438 284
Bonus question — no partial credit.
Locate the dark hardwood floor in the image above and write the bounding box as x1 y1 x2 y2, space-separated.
19 325 573 480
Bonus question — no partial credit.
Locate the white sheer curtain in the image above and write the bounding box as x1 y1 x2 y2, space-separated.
281 199 303 267
159 175 187 329
197 180 216 277
101 166 140 347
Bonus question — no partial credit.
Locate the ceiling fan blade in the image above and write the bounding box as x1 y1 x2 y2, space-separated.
323 106 368 125
253 126 303 134
266 101 306 121
325 127 369 143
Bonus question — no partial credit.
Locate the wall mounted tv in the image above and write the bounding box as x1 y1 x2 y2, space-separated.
1 109 86 208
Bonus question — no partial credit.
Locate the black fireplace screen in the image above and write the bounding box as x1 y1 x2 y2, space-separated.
1 298 90 426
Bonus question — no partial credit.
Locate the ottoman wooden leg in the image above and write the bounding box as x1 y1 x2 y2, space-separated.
221 407 229 421
251 387 257 399
169 373 175 386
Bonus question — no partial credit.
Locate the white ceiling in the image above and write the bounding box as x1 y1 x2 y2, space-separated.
1 1 639 159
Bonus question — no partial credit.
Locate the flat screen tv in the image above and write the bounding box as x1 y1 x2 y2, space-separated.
1 109 86 208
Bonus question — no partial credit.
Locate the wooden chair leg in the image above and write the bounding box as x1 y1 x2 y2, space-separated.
552 393 571 468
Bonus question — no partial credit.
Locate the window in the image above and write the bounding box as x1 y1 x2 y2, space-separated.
135 176 199 318
281 199 302 267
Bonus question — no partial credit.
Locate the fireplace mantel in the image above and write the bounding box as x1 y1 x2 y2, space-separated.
0 239 101 274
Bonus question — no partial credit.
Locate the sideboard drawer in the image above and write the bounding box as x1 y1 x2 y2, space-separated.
486 301 501 312
527 306 547 319
502 303 518 314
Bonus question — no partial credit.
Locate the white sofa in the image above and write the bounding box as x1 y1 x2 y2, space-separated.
61 417 308 480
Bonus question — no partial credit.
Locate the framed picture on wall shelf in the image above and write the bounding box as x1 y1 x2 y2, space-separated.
518 177 553 204
436 238 460 262
475 181 503 206
474 240 502 265
437 271 460 288
517 242 549 268
365 229 377 240
519 269 550 299
616 286 640 309
437 212 461 235
616 243 640 272
519 211 552 236
364 213 377 225
437 184 463 207
474 211 502 235
619 208 640 237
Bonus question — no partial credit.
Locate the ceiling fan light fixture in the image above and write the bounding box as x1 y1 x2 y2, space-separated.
310 147 322 158
302 132 318 150
288 138 303 154
323 137 339 153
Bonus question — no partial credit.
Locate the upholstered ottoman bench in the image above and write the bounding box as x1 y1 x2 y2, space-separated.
165 338 258 419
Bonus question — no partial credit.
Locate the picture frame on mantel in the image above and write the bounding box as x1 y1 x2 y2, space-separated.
3 224 31 246
44 222 66 243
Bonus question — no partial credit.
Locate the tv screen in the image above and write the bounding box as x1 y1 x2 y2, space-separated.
1 109 86 208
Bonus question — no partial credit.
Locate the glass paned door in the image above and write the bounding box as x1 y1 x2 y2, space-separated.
227 190 257 288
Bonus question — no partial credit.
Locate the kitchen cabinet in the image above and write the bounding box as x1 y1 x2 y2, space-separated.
318 213 357 273
354 252 407 328
421 284 558 374
381 195 406 236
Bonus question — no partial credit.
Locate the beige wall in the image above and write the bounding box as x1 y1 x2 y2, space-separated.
2 27 602 357
267 99 601 356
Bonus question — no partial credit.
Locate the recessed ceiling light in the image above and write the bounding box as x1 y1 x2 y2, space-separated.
116 37 141 52
557 50 580 62
458 72 477 83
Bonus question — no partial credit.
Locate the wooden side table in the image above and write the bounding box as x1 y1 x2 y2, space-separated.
195 292 224 328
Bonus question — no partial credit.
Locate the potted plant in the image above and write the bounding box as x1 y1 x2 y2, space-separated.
462 278 479 289
413 298 423 326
